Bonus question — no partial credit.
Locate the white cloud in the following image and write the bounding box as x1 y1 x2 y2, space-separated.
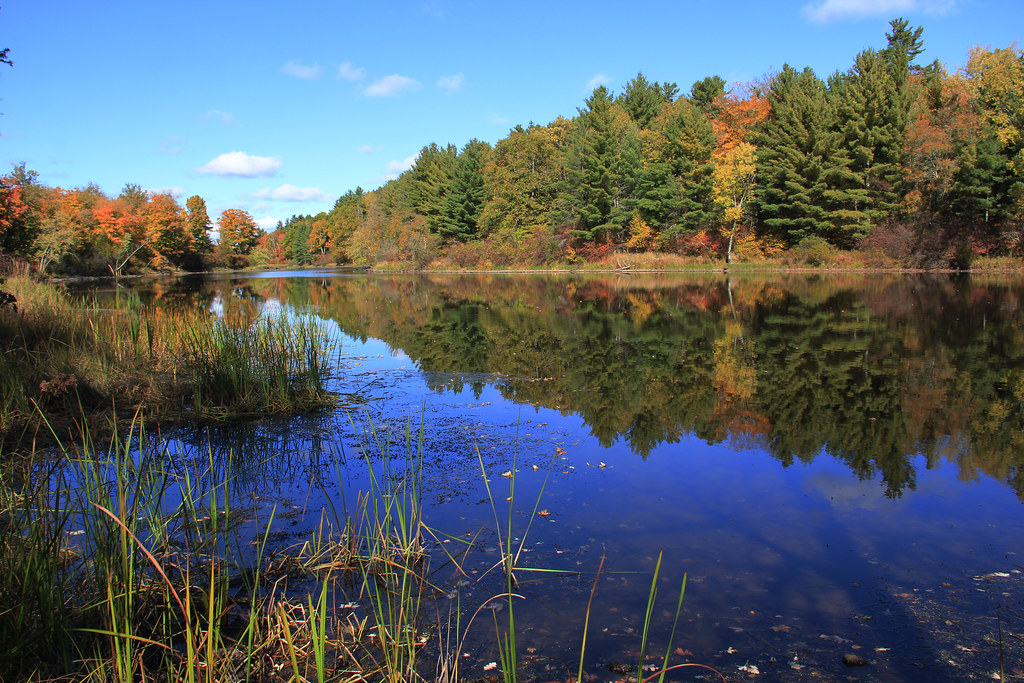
586 73 611 92
365 74 422 98
147 186 184 197
253 184 328 202
197 152 282 178
282 60 323 80
437 73 464 93
802 0 954 22
337 61 365 81
382 153 419 181
255 216 280 231
357 145 379 154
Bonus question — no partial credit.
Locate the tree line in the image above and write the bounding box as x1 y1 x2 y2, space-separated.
0 168 261 275
272 19 1023 269
0 18 1021 274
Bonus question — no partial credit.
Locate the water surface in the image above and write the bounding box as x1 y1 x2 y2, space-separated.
102 271 1024 682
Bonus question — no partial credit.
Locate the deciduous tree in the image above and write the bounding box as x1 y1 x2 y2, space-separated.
217 208 261 256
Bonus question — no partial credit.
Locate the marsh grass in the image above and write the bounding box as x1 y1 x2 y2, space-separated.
0 276 338 445
1 406 719 682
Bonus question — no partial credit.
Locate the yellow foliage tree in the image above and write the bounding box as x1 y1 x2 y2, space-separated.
712 141 757 263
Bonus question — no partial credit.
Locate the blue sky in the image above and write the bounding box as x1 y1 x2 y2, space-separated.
1 0 1020 231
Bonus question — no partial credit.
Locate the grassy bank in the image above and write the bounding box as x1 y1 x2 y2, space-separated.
0 274 338 447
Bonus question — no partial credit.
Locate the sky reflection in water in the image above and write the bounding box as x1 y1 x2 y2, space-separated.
110 272 1024 681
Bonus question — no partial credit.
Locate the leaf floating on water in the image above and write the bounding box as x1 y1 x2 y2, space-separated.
770 624 791 632
726 647 738 654
532 464 539 471
501 470 513 479
674 648 693 657
599 462 607 469
537 509 552 517
738 663 760 674
483 662 498 671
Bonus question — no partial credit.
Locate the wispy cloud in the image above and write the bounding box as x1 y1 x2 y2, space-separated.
147 186 184 197
586 73 611 92
197 152 282 178
337 61 365 81
802 0 955 22
357 145 379 154
437 73 464 93
204 109 236 125
487 112 511 125
255 215 280 231
381 153 419 181
365 74 422 98
281 60 323 80
158 136 182 155
253 184 328 202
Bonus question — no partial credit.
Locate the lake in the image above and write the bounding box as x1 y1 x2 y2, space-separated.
94 270 1024 682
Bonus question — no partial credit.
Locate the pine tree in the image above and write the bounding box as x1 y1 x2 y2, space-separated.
408 142 458 233
619 73 672 129
440 139 491 241
831 48 911 230
690 75 728 113
561 86 641 242
755 65 854 246
636 99 716 239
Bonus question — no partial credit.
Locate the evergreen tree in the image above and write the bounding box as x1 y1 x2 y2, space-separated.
408 142 458 233
831 47 911 229
690 75 728 112
886 17 925 69
281 215 313 264
620 73 673 128
756 65 854 246
635 99 716 238
440 139 491 241
561 87 641 242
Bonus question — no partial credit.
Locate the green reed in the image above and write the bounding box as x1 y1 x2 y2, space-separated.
0 276 337 445
0 397 720 682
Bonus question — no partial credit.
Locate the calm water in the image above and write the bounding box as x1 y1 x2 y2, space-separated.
97 271 1024 682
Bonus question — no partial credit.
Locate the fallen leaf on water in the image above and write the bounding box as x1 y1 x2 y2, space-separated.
501 471 513 479
726 647 738 654
532 464 539 471
537 509 552 517
674 648 693 657
526 647 536 654
599 462 607 469
738 663 760 674
483 662 497 671
770 624 791 632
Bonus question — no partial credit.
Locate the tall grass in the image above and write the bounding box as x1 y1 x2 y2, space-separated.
1 401 718 681
0 276 337 445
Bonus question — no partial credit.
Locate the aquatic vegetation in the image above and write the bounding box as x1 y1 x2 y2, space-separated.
0 276 338 446
0 407 728 682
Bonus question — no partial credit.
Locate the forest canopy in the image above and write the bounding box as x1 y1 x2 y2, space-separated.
2 19 1023 274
